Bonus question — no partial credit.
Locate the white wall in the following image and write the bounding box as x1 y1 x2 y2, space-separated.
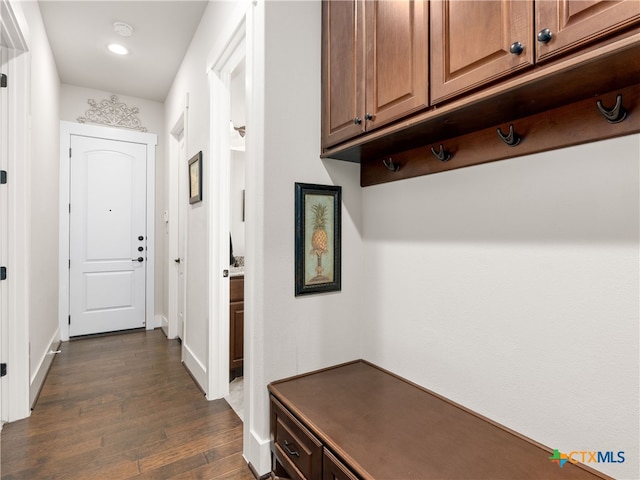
14 1 62 406
164 0 364 472
59 84 166 323
247 0 364 471
164 0 242 389
362 135 640 479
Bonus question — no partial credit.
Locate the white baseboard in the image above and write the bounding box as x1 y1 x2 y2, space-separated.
182 341 207 394
147 313 162 330
30 329 61 409
245 426 271 476
158 314 169 337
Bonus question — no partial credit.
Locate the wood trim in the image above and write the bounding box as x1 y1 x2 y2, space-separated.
361 83 640 186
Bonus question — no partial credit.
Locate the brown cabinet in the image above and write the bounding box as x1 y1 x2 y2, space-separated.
322 450 357 480
321 0 640 182
536 0 640 62
271 396 322 480
269 361 611 480
229 275 244 379
321 0 429 148
430 0 534 104
431 0 640 104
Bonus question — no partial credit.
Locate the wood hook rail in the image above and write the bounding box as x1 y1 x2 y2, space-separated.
596 94 627 124
497 124 521 147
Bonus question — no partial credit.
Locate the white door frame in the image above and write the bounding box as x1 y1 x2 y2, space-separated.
206 14 247 402
59 121 157 341
1 0 31 423
167 107 188 340
207 1 269 472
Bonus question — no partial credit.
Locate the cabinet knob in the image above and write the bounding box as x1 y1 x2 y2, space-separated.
537 28 553 44
353 117 362 125
365 113 374 121
509 42 524 55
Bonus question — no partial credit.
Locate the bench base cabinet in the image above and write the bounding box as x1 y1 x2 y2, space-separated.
269 360 612 480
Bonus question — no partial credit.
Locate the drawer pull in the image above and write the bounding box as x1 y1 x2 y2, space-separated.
283 440 300 457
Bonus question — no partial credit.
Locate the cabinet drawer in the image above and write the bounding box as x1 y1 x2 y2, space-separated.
323 449 358 480
271 397 322 480
230 276 244 302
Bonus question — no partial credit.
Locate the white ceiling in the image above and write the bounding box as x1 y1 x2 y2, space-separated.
39 0 209 102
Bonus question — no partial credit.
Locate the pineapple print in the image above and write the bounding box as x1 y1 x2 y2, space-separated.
310 203 329 280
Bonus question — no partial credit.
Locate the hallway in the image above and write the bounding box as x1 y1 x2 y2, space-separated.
0 330 253 479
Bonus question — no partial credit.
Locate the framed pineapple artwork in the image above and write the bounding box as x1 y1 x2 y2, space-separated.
295 183 341 296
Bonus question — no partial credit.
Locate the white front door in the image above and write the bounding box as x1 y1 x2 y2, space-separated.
69 135 147 336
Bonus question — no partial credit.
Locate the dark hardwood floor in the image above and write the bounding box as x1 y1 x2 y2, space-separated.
0 329 254 480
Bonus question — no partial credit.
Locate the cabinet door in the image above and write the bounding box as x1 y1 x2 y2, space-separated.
323 449 358 480
536 0 640 62
322 0 365 148
230 301 244 370
430 0 534 104
365 0 429 129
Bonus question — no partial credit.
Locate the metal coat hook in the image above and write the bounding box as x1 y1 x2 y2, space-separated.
382 158 400 172
596 94 627 124
430 144 451 162
497 124 521 147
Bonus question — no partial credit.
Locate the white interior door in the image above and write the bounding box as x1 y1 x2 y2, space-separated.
177 136 186 340
69 135 147 336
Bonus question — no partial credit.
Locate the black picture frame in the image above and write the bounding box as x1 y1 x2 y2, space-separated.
295 183 341 296
188 151 203 204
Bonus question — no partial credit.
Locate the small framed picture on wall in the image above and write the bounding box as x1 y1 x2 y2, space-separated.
295 183 341 296
189 151 202 204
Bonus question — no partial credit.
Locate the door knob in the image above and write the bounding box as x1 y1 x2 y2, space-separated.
132 257 144 262
138 235 144 241
174 258 181 264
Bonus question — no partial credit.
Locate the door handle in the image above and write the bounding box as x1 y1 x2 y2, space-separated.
174 258 181 264
132 257 144 262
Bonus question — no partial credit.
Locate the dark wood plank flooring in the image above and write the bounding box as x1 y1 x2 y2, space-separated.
0 329 254 480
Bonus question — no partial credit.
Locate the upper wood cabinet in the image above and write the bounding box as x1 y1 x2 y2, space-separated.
431 0 640 105
536 0 640 61
430 0 534 104
321 0 429 149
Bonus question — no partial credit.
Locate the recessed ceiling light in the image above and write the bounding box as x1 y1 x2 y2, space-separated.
107 43 129 55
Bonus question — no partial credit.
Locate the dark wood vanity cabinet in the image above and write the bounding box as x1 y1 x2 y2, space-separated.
269 361 612 480
229 275 244 379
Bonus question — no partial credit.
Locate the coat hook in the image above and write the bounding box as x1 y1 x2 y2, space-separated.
497 124 521 147
430 144 451 162
596 94 627 124
382 158 400 172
